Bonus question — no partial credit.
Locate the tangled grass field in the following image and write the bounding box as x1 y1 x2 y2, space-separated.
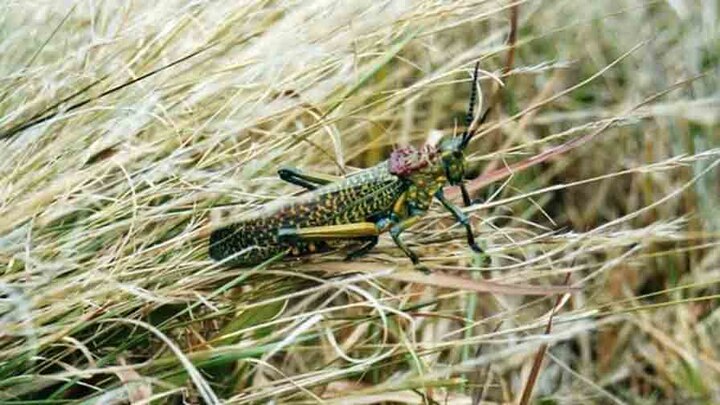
1 0 719 403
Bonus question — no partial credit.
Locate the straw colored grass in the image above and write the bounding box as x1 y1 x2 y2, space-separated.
1 0 718 403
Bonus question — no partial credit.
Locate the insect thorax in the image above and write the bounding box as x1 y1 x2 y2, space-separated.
388 145 447 211
388 145 439 176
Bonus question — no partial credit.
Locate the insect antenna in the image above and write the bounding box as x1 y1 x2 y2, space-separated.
459 62 480 147
458 62 491 206
460 62 490 150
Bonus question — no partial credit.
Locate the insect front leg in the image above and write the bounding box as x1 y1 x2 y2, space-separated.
459 182 474 207
459 181 486 207
278 167 342 191
435 189 484 255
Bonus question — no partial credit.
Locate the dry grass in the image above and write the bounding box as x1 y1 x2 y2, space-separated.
1 0 719 403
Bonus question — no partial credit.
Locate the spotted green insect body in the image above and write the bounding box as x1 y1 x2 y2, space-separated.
209 63 487 269
209 164 404 266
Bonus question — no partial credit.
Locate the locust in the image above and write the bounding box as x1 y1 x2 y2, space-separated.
209 63 489 270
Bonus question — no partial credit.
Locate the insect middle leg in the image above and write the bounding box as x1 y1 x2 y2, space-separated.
277 167 342 191
385 214 428 271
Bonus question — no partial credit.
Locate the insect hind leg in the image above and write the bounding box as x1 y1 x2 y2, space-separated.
278 223 379 242
278 167 341 191
278 223 381 260
344 236 379 261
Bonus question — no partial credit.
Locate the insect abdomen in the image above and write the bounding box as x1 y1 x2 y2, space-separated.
208 222 283 266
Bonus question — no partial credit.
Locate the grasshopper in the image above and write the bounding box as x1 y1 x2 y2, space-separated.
209 63 489 270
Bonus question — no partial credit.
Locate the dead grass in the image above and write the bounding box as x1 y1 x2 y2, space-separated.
0 0 718 403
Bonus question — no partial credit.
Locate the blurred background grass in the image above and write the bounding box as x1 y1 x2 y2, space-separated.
0 0 718 403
